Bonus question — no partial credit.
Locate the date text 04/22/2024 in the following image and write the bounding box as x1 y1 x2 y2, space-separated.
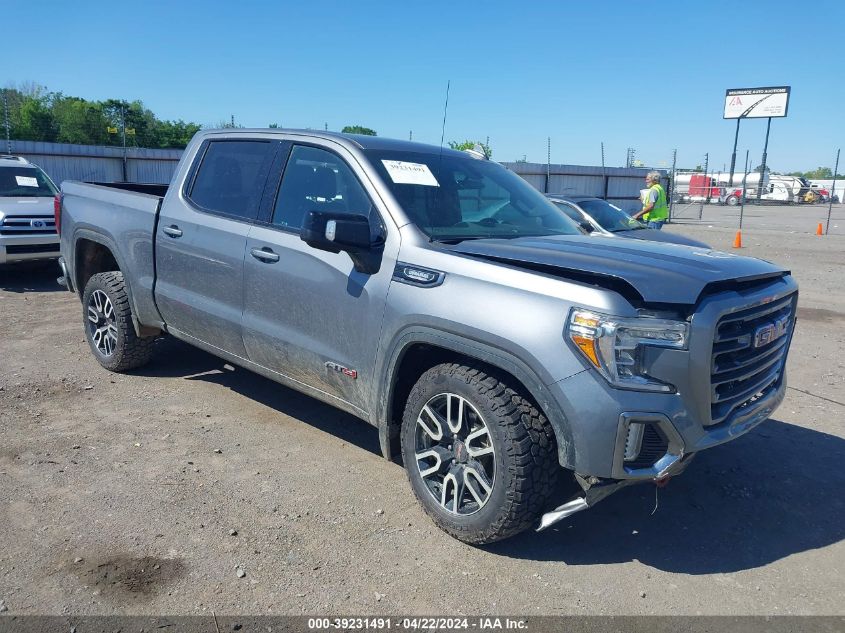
307 617 529 630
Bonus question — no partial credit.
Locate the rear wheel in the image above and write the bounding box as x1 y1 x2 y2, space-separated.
400 363 559 544
82 271 155 372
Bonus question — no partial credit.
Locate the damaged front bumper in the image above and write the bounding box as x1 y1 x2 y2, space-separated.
537 453 696 531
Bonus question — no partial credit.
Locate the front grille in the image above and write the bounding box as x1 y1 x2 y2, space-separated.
0 215 56 235
710 293 796 425
5 244 59 255
628 424 668 469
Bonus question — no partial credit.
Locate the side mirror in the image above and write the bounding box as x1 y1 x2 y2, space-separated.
579 221 594 234
300 211 385 274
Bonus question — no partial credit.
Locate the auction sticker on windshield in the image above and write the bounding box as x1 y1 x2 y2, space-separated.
381 160 439 187
15 176 39 187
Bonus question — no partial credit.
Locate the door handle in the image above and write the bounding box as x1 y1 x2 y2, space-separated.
162 225 183 238
250 247 280 263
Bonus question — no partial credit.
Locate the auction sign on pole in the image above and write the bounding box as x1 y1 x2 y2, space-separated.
724 86 791 119
723 86 791 192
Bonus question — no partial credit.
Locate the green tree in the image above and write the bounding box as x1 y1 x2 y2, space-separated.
448 140 492 157
16 94 56 141
341 125 377 136
101 99 159 147
803 167 834 180
156 119 202 148
0 82 209 149
3 85 55 141
51 96 109 145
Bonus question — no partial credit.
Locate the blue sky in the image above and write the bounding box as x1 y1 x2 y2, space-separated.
5 0 843 171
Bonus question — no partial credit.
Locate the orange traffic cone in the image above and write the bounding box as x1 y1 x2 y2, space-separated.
733 230 742 248
816 223 824 236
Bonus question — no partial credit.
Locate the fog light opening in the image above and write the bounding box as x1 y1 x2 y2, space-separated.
623 422 646 462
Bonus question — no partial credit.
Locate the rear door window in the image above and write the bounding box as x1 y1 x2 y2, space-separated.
187 140 276 220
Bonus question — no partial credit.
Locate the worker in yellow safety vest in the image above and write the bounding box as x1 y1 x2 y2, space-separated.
633 171 669 229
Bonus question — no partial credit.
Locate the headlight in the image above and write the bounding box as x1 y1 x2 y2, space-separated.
568 309 689 393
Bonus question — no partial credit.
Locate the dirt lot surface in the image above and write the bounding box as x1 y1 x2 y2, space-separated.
1 206 843 616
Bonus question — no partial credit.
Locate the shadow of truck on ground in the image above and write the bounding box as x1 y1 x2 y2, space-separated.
136 338 844 573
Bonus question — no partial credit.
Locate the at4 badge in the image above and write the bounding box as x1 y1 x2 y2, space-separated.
325 361 358 379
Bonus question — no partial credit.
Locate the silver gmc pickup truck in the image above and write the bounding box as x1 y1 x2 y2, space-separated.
58 129 798 544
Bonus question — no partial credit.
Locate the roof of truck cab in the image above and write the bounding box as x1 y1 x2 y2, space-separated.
200 128 468 157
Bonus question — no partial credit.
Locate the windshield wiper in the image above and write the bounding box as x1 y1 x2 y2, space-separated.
429 235 491 244
430 233 538 244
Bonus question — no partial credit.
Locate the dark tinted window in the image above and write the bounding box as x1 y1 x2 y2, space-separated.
0 166 57 197
272 145 373 230
189 140 275 219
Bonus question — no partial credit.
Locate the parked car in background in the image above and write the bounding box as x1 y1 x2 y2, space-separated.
0 155 60 266
546 194 711 248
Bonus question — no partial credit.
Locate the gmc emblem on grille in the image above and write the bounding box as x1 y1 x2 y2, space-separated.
753 315 791 348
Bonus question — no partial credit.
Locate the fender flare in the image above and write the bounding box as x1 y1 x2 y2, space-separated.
374 326 574 467
71 228 150 337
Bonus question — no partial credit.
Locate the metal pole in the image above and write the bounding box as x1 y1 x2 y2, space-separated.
121 103 128 182
755 117 772 203
600 142 605 170
827 148 840 235
668 148 677 222
2 90 11 154
728 118 741 187
739 149 749 230
545 137 551 193
699 152 709 219
409 130 412 140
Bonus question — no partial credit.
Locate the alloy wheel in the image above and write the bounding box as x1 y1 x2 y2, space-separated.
414 392 496 515
87 289 118 357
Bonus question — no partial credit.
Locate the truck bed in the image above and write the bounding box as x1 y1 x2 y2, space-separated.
60 181 166 328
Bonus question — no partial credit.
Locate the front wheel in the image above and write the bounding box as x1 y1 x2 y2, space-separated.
726 195 740 206
82 271 155 372
400 363 559 544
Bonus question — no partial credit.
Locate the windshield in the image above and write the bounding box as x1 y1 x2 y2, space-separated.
0 166 58 198
365 150 582 241
576 199 644 232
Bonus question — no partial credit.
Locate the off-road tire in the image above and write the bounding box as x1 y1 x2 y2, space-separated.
82 271 155 372
400 362 560 545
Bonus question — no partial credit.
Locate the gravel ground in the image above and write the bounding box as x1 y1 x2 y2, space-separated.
0 208 843 616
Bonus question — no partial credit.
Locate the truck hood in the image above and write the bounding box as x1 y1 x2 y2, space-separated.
0 196 54 217
614 227 711 249
447 235 788 305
